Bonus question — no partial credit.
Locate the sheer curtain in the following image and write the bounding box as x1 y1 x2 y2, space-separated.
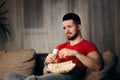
5 0 119 54
89 0 115 53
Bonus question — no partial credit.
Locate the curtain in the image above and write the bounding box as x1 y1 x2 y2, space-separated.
89 0 115 53
4 0 119 54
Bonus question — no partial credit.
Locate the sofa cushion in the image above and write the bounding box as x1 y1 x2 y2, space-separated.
0 49 36 80
84 50 118 80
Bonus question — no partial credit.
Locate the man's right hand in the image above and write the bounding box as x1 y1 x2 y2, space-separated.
44 54 56 65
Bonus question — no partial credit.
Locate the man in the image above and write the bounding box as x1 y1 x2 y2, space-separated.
4 13 102 80
43 13 102 80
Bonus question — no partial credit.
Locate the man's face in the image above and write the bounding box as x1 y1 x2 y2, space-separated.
62 20 80 40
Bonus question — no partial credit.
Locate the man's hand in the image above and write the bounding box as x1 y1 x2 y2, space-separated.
44 54 56 65
59 48 78 58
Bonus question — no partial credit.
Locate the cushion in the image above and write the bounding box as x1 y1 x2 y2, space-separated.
0 49 36 80
47 60 76 74
84 50 118 80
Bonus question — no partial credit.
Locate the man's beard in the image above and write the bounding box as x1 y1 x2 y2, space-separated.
67 32 78 40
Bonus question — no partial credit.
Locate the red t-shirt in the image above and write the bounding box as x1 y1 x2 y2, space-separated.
55 39 98 73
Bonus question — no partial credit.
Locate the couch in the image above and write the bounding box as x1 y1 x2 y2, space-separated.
0 49 119 80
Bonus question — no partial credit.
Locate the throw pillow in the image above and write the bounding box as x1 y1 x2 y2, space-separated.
0 49 36 80
84 50 118 80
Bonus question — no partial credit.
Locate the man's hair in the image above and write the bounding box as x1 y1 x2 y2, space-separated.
62 13 81 25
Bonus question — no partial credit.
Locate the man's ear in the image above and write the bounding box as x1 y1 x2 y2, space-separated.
77 24 81 30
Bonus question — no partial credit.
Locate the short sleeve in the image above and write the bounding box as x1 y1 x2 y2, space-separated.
86 42 98 55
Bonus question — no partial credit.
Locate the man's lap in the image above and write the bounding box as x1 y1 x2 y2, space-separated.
4 72 79 80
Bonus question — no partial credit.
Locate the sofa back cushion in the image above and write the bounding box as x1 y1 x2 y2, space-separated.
0 49 36 80
34 54 48 75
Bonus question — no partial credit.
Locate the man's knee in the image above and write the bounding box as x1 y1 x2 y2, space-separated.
25 75 37 80
4 72 26 80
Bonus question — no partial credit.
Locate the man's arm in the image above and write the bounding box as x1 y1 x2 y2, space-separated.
75 51 102 71
43 54 56 75
43 65 50 75
59 48 102 71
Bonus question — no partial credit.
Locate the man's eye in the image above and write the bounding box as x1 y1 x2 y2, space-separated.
63 27 66 30
68 26 72 28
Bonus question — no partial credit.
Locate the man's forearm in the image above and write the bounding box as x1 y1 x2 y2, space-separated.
43 66 50 75
75 51 102 71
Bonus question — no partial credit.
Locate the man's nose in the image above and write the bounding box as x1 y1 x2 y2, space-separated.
65 28 69 32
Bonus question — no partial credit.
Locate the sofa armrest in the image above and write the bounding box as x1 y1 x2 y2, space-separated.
84 50 119 80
